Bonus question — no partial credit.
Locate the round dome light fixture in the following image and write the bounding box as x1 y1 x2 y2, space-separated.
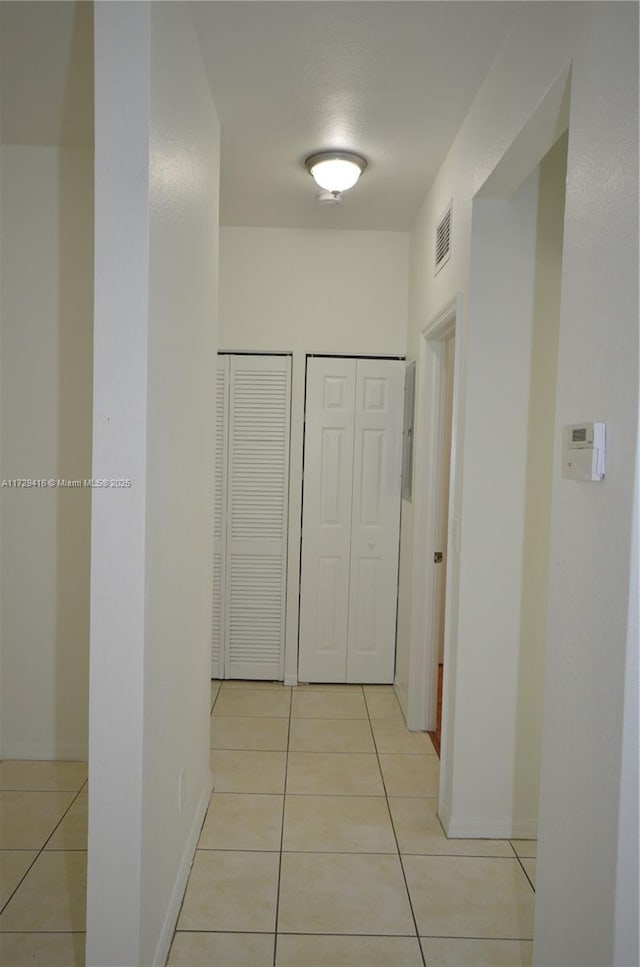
305 151 367 194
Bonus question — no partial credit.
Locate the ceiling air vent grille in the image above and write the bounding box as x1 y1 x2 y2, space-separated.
434 202 452 275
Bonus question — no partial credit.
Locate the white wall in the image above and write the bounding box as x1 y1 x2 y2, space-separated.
87 4 220 965
0 10 3 754
399 3 638 964
219 227 409 682
533 6 637 963
220 228 409 357
453 168 540 837
0 144 93 759
141 4 220 962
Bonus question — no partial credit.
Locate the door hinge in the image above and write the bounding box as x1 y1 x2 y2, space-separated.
434 551 443 564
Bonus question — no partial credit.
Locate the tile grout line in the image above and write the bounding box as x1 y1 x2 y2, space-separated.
205 684 534 960
509 841 536 893
0 780 87 920
210 681 223 716
272 683 293 967
362 687 428 967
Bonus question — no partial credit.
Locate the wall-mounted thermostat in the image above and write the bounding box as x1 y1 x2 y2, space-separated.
562 422 606 481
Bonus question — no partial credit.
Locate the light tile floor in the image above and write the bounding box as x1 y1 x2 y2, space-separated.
0 685 537 967
0 759 87 966
168 681 536 967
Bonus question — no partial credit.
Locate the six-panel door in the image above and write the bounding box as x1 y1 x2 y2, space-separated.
299 357 404 683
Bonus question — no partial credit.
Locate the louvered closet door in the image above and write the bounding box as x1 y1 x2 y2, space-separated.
211 357 228 677
298 358 357 682
225 355 291 680
346 359 404 682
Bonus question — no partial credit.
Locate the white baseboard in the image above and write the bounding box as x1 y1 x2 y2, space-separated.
284 673 298 686
152 771 214 967
445 814 538 840
0 742 88 761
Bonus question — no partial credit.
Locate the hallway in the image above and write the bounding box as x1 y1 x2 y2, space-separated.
168 682 536 966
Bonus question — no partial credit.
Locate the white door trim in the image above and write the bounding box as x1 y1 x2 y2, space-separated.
405 294 462 731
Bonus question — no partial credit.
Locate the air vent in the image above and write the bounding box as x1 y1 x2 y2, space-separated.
435 202 453 275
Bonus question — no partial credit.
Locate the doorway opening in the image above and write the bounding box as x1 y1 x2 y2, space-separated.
429 331 455 754
404 295 461 744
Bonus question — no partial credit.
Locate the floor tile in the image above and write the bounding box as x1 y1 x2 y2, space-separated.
521 857 536 888
169 932 274 967
276 934 423 966
213 689 291 718
210 750 286 794
372 719 435 754
0 791 76 849
0 761 87 792
379 754 439 797
45 794 88 850
286 752 384 796
289 717 374 753
404 855 534 939
198 793 283 851
291 690 368 719
210 715 289 751
363 684 396 694
511 839 537 858
0 933 85 967
364 692 404 721
0 851 86 932
420 937 533 966
389 798 513 856
282 795 396 853
278 852 414 935
177 850 279 932
0 851 38 907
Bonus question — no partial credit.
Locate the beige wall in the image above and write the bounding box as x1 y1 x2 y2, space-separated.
0 144 93 759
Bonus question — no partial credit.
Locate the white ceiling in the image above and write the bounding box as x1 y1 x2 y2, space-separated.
192 2 520 230
0 1 521 231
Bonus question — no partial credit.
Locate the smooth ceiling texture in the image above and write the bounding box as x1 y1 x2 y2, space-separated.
192 1 520 229
1 1 521 229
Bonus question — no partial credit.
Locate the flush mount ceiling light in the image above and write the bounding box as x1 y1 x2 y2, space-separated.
305 151 367 195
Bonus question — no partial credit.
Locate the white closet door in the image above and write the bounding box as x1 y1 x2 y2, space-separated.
347 359 404 682
211 357 228 677
225 355 291 680
298 358 356 682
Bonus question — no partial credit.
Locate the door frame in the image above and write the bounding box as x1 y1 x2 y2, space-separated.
405 294 462 732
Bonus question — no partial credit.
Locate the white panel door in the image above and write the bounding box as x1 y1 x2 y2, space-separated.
346 359 404 682
211 357 228 677
225 355 291 680
298 357 356 682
